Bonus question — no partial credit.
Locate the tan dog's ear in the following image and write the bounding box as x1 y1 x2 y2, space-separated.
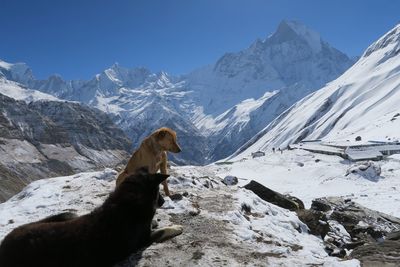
156 129 167 140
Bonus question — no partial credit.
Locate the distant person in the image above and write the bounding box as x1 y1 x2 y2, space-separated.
278 148 282 154
272 147 275 153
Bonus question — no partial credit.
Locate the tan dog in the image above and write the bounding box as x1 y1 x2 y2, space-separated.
116 127 181 196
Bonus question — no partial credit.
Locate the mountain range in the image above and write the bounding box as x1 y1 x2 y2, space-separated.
0 20 355 164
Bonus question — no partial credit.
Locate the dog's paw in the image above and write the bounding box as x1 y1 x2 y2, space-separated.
169 224 183 235
151 225 183 243
161 225 183 240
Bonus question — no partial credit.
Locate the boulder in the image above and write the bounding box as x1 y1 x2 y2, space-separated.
223 175 238 186
310 196 400 261
312 197 400 238
244 180 304 211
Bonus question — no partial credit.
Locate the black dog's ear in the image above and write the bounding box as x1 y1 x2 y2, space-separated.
157 194 165 207
153 173 169 184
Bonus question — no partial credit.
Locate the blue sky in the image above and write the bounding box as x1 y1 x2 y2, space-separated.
1 0 399 80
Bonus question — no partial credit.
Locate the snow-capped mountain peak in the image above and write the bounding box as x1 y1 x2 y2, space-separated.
0 60 13 70
98 64 153 91
103 64 125 86
145 71 175 89
0 59 34 85
269 20 322 52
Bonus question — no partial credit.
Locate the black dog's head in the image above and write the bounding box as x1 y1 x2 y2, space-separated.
116 168 169 211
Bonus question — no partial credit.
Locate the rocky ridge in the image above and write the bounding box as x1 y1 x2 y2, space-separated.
0 93 131 202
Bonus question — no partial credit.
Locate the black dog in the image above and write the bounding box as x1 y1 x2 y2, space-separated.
0 172 183 267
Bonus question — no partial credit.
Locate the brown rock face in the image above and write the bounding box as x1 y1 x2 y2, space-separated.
0 93 132 202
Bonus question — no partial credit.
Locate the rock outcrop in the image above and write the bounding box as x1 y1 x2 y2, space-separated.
241 181 400 264
310 197 400 262
244 180 305 211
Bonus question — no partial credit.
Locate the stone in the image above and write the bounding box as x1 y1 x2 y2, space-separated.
170 193 183 201
223 175 239 186
244 180 304 211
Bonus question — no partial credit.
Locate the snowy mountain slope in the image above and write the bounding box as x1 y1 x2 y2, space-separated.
0 168 359 266
232 23 400 158
0 20 354 164
207 85 318 160
0 78 59 102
